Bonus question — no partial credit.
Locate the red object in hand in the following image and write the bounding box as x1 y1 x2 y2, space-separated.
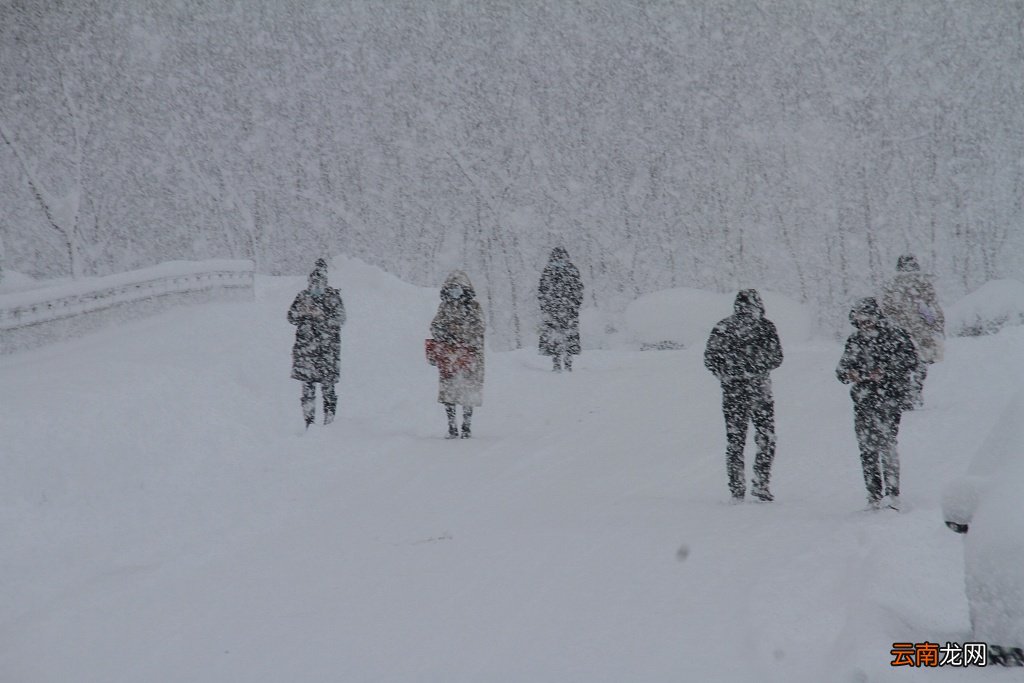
425 339 474 378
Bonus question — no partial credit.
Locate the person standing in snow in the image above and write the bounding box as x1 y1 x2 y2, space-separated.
703 289 784 502
429 270 485 439
287 258 346 428
538 247 584 372
880 254 944 408
836 297 921 511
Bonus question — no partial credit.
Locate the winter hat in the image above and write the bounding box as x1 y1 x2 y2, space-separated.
896 254 920 272
441 270 474 300
550 246 569 262
849 297 883 327
733 288 765 317
309 258 328 287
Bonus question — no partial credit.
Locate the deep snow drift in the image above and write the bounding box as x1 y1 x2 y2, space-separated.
2 257 1022 682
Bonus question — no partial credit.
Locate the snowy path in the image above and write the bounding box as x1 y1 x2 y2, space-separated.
2 266 1022 682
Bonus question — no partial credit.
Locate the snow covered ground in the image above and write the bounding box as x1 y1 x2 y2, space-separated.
2 258 1022 682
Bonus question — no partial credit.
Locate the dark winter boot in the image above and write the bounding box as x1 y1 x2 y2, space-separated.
751 480 773 502
323 384 338 422
445 404 458 439
302 382 316 428
564 354 573 372
552 356 562 372
461 407 473 439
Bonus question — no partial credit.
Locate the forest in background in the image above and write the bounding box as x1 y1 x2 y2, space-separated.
2 0 1022 345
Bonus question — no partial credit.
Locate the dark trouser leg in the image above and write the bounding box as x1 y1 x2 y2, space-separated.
723 382 752 499
564 354 573 371
445 403 458 438
461 406 473 438
301 382 317 425
879 409 901 497
750 384 777 494
552 355 562 372
912 363 928 408
854 405 884 503
322 383 337 419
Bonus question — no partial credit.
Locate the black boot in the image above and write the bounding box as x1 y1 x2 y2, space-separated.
564 354 573 372
552 356 562 372
751 481 774 502
302 382 316 428
461 406 473 439
445 404 458 439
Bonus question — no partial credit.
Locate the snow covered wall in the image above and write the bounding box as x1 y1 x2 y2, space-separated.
0 260 254 354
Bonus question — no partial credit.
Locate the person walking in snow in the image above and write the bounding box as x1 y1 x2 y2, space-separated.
287 258 346 428
880 254 944 408
428 270 485 439
538 247 584 372
703 289 784 502
836 297 921 511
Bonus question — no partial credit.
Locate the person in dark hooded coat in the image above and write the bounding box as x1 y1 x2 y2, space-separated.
429 270 485 438
538 247 584 372
836 297 921 511
287 258 346 427
704 289 784 502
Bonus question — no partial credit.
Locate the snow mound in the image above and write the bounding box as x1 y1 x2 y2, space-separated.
621 287 813 350
947 279 1024 337
579 306 627 350
328 254 433 300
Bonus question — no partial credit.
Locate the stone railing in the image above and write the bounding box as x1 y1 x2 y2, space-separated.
0 260 255 354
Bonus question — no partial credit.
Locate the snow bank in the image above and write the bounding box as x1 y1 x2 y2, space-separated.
579 306 628 350
0 259 254 311
0 260 254 354
947 279 1024 337
619 287 813 350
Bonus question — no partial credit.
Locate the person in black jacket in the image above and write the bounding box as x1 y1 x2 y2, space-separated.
704 289 784 502
287 258 346 427
538 247 584 372
836 297 921 511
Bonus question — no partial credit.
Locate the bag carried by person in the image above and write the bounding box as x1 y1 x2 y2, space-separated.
425 339 474 379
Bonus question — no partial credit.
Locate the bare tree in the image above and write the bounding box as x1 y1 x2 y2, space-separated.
0 69 89 278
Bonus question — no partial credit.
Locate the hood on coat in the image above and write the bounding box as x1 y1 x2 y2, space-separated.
308 257 329 290
441 270 475 301
548 247 570 265
896 254 921 273
849 296 884 328
733 288 765 318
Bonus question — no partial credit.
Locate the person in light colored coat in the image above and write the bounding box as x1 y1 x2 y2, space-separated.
881 254 944 407
430 270 485 438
